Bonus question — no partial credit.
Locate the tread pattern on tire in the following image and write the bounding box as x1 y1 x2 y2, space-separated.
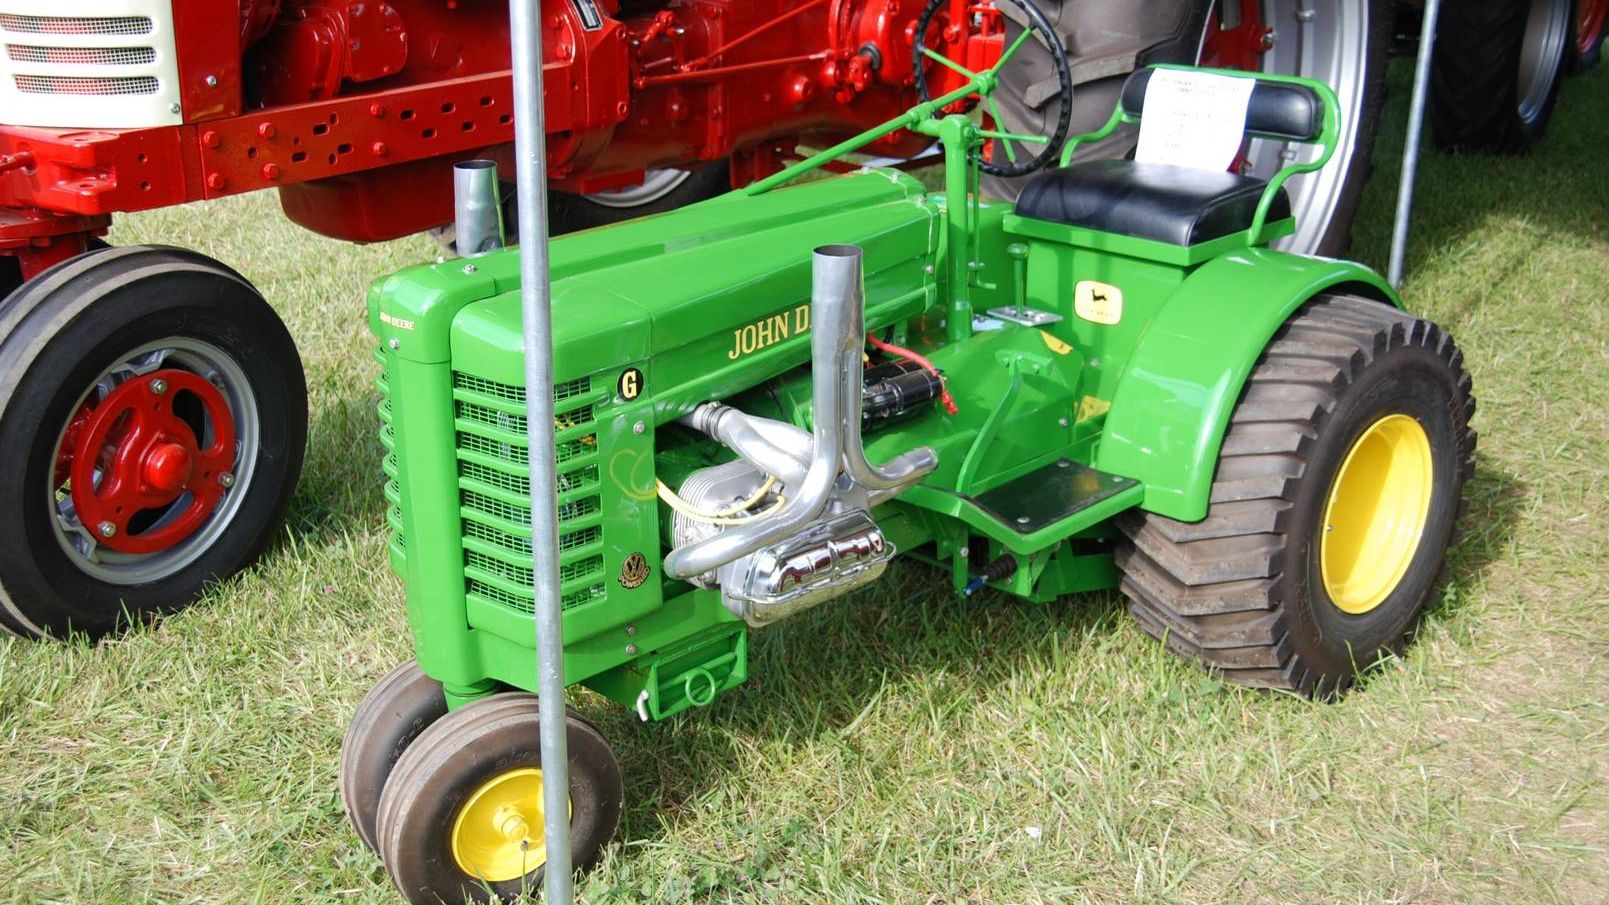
1116 294 1476 696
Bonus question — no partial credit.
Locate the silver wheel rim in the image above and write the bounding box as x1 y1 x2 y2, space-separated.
1201 0 1372 255
48 338 259 585
1519 0 1571 124
583 168 692 209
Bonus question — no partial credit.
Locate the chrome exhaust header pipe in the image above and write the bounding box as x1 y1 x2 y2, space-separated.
679 404 811 487
452 159 506 256
664 245 864 580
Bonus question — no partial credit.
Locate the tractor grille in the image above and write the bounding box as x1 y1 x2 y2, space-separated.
0 3 180 128
376 357 405 559
452 371 611 615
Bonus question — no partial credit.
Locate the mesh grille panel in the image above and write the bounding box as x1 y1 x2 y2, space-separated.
453 368 608 619
0 15 153 35
6 44 154 64
14 74 157 95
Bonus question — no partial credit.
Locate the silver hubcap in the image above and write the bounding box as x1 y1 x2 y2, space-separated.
49 338 259 585
583 168 692 209
1519 0 1571 124
1201 0 1372 255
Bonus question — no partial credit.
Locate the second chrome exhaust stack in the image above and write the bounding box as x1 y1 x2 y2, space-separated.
453 159 506 257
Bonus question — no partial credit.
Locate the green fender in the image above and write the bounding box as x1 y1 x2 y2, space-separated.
1093 248 1401 522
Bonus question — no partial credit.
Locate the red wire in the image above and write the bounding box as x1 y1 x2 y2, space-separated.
865 333 959 415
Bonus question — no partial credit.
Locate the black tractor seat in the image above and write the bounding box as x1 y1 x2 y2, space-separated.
1013 67 1323 247
1014 160 1290 247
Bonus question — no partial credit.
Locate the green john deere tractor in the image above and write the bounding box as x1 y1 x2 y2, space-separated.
341 6 1475 900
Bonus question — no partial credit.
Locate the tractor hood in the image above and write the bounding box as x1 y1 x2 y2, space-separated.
435 170 939 416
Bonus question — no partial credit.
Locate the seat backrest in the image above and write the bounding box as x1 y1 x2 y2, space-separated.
1117 67 1326 143
1049 65 1342 247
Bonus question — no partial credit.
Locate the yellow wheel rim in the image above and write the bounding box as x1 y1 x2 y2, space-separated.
1320 414 1435 614
450 767 566 882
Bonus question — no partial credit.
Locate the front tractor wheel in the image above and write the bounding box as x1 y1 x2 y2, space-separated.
375 694 625 905
0 246 306 639
339 661 450 854
1116 294 1475 697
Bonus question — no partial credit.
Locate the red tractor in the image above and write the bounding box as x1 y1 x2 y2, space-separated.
0 0 1595 639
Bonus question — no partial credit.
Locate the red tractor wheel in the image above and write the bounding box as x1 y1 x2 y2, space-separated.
1576 0 1609 66
0 246 306 639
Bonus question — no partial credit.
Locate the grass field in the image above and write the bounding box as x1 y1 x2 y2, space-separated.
2 62 1606 905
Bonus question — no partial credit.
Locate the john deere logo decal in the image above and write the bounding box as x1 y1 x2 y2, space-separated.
619 552 650 589
726 304 811 360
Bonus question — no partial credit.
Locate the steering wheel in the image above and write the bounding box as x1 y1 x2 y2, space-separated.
912 0 1074 178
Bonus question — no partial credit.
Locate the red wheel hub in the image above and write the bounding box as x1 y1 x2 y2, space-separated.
65 369 238 555
1200 0 1272 71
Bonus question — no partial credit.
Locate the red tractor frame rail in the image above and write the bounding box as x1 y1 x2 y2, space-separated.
1 0 999 279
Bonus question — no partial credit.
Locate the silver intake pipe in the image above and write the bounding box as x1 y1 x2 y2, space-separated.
453 159 506 256
679 404 810 487
664 246 861 580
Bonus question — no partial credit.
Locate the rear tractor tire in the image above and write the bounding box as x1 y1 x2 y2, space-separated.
1432 0 1575 153
0 245 306 638
1116 294 1475 697
375 693 625 904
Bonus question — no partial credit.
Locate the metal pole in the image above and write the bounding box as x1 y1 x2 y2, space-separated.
507 1 575 901
1389 0 1442 288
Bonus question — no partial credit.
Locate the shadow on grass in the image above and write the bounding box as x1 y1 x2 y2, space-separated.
1426 462 1526 619
598 559 1128 837
601 458 1527 868
1350 62 1609 276
280 387 391 542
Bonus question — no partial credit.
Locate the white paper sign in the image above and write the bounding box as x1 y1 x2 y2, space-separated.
1133 68 1255 172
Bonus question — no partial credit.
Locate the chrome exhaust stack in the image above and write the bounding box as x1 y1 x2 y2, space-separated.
452 159 506 256
664 244 937 625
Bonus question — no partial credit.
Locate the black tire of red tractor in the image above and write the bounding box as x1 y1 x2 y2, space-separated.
1115 294 1476 698
1432 0 1575 153
375 693 625 905
0 257 20 304
339 661 450 854
0 245 306 639
548 161 731 235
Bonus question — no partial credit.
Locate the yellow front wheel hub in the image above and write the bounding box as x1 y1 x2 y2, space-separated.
1320 414 1435 615
450 767 568 882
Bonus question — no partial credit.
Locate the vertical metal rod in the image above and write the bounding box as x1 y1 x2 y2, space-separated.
1389 0 1442 288
508 1 575 901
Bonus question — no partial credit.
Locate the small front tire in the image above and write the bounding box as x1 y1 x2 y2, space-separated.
339 661 449 854
375 693 625 904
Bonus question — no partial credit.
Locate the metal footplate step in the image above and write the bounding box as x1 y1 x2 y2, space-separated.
969 460 1139 535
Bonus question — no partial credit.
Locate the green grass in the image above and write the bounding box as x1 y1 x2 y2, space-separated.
3 62 1607 904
